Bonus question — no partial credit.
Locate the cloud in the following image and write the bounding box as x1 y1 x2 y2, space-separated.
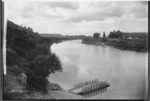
6 1 148 35
132 6 148 18
66 1 147 23
120 1 148 19
7 1 147 22
21 5 35 18
66 2 124 22
131 3 148 18
140 1 148 5
14 2 79 20
46 2 79 10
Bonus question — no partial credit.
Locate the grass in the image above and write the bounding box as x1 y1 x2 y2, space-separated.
106 38 148 52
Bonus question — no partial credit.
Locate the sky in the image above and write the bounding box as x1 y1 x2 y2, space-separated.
5 0 148 36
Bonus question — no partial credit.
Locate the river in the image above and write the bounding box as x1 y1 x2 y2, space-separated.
48 40 147 99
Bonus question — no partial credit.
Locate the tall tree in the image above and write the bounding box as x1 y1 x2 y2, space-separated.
103 32 106 38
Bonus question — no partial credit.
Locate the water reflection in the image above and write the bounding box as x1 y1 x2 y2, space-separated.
49 40 147 99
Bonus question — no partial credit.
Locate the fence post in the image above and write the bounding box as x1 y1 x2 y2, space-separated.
85 87 87 92
82 87 84 93
96 83 97 89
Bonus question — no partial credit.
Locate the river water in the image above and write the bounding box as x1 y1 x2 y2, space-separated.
48 40 147 99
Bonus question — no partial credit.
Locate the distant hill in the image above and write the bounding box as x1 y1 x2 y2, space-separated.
40 33 64 37
40 33 86 39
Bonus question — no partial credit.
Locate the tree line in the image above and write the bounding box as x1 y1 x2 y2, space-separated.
5 20 63 95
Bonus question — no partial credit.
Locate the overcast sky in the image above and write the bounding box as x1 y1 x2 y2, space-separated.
5 0 148 36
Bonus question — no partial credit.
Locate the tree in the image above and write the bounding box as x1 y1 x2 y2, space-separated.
102 32 107 42
6 20 63 94
108 30 123 38
93 33 100 39
33 54 62 77
26 53 62 92
103 32 106 38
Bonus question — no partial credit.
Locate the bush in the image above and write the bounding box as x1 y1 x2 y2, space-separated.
6 20 63 94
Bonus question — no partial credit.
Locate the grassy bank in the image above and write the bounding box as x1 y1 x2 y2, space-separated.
106 38 147 52
82 37 104 45
82 37 148 52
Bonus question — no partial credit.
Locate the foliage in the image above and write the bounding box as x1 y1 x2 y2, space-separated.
122 32 147 39
108 30 123 38
33 54 62 77
108 30 147 40
102 32 107 42
6 20 63 93
107 38 147 52
93 33 100 39
103 32 106 38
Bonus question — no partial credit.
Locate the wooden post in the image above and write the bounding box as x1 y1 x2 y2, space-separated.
96 83 97 89
91 84 93 90
87 86 89 92
90 85 92 91
92 92 94 96
99 89 101 93
94 84 96 89
88 86 90 92
99 83 101 87
85 87 87 92
82 87 84 92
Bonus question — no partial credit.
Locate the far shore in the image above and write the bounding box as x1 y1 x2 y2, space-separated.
82 38 148 52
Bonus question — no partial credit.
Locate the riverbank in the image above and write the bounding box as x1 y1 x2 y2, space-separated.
5 20 85 100
106 38 147 52
4 74 84 99
82 37 148 52
26 90 84 99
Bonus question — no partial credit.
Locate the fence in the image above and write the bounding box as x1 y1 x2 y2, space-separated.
68 79 110 98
